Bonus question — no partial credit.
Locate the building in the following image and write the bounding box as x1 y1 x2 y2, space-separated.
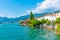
37 11 60 30
37 11 60 21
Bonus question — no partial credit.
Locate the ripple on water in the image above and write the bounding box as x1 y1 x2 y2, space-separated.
0 24 59 40
29 28 56 40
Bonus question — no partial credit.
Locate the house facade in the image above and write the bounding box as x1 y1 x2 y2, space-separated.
37 11 60 21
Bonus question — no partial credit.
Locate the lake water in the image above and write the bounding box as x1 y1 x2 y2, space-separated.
0 24 60 40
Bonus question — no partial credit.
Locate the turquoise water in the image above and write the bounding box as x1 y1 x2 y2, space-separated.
0 24 59 40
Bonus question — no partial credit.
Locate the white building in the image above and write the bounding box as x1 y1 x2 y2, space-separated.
37 12 60 21
37 11 60 30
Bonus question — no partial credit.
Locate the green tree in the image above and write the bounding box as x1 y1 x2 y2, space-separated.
40 18 46 24
55 17 60 30
28 20 41 27
40 19 51 26
30 11 34 20
55 17 60 23
46 20 51 26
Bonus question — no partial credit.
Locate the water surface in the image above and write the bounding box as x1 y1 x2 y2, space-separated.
0 24 59 40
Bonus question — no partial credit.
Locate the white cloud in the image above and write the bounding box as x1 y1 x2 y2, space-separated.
20 14 28 16
26 0 60 13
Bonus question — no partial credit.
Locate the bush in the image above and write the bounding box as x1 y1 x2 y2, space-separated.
40 18 46 24
57 24 60 30
55 17 60 23
28 20 41 27
46 20 51 26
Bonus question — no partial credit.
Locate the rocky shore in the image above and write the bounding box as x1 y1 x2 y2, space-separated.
55 31 60 34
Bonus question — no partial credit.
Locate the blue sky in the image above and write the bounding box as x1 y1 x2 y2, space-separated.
0 0 60 18
0 0 44 18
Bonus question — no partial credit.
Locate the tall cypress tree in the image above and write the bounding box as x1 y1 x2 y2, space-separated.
30 11 34 20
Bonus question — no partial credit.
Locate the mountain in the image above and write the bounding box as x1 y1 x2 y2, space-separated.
0 13 48 24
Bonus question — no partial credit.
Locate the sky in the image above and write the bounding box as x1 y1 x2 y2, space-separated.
0 0 60 18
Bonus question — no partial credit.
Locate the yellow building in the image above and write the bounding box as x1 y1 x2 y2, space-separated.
55 12 60 18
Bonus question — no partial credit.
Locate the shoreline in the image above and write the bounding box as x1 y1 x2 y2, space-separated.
55 31 60 34
45 27 60 35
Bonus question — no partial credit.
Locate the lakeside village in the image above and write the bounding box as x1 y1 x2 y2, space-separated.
20 10 60 34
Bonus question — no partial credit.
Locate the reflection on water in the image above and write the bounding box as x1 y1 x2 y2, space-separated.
28 28 56 40
0 24 59 40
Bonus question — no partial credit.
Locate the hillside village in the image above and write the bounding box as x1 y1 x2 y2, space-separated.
37 11 60 21
20 11 60 34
